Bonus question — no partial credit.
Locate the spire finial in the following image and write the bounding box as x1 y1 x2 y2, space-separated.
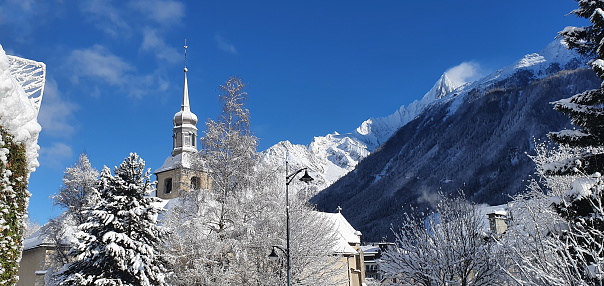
336 206 342 213
184 38 188 71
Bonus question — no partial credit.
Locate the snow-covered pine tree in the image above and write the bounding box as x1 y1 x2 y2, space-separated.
550 0 604 174
59 153 168 286
538 2 604 283
0 127 29 285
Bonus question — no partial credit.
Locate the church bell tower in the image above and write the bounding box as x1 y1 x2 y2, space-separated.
154 41 210 199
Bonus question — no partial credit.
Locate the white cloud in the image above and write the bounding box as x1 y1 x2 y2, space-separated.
39 142 73 169
141 28 181 64
37 78 78 137
63 44 171 99
130 0 185 26
66 45 133 86
215 34 238 55
445 61 485 85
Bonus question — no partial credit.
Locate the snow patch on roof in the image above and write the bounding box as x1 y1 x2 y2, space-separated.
312 211 361 255
154 152 198 174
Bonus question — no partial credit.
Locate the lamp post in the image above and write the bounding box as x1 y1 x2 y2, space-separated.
277 159 313 286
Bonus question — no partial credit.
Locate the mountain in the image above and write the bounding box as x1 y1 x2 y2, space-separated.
310 39 600 241
260 68 465 197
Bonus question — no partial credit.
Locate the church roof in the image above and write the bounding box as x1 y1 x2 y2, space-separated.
154 152 199 174
312 211 361 255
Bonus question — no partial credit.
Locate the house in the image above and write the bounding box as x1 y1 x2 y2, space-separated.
18 226 72 286
315 209 366 286
360 242 395 282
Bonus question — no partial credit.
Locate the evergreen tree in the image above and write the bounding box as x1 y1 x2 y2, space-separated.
0 128 29 285
59 153 168 286
545 2 604 283
550 0 604 173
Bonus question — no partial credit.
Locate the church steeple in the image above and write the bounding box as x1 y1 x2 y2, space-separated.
154 39 210 200
172 40 198 156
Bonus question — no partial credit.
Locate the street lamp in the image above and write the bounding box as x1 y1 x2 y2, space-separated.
272 159 313 286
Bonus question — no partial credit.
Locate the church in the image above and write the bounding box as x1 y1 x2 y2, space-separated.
153 64 211 199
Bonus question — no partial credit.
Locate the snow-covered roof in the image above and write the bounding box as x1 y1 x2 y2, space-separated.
22 213 77 251
312 211 361 255
360 245 379 254
478 204 507 217
154 152 199 174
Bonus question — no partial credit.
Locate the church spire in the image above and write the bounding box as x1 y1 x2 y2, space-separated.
181 39 190 112
172 39 198 156
182 67 190 112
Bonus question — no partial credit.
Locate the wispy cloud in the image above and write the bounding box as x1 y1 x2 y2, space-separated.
39 142 73 169
141 28 181 64
37 78 78 137
215 34 238 54
129 0 185 26
66 45 133 86
63 44 170 98
79 0 131 38
445 61 485 84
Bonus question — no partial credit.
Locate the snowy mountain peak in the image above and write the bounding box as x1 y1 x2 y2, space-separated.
479 39 586 87
538 38 576 64
262 38 587 193
423 72 464 101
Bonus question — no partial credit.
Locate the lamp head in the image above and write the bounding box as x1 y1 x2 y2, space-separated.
268 247 279 261
299 169 314 183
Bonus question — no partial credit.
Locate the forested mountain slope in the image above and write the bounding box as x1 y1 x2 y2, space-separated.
312 41 600 241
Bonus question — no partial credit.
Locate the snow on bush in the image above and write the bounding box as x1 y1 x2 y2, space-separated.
0 42 43 284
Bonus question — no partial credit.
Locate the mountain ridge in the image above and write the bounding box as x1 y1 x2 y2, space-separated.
310 39 599 241
261 39 586 200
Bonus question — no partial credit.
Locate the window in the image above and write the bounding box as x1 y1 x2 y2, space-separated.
165 178 173 194
184 133 191 146
191 177 200 190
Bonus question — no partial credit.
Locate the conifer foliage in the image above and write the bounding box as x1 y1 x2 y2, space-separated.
59 153 168 286
0 128 29 285
539 1 604 283
551 0 604 153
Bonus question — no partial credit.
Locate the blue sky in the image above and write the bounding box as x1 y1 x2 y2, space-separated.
0 0 586 224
